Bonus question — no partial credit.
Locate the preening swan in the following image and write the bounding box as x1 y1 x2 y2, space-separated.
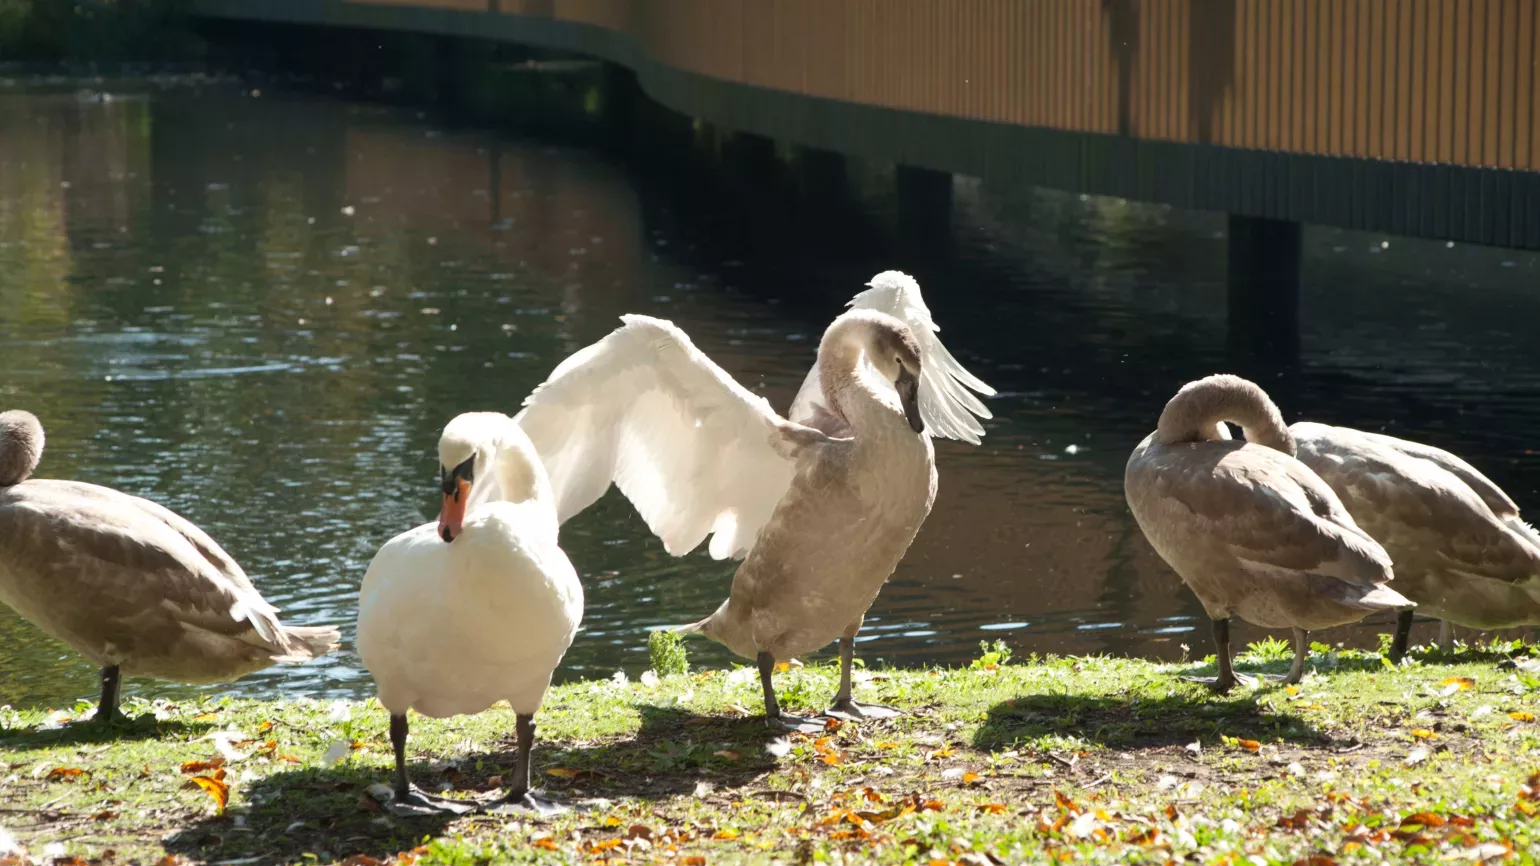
0 410 339 724
1124 376 1409 691
515 274 990 730
1290 422 1540 659
357 412 583 815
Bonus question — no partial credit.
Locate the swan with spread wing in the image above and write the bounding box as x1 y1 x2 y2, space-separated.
515 272 992 730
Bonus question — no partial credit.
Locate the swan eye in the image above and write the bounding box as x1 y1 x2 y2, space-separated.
440 455 475 496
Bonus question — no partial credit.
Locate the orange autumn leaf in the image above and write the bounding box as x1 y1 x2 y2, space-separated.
545 767 580 778
713 828 740 840
584 839 622 854
339 856 383 866
602 815 625 827
180 758 226 775
713 749 743 761
924 746 954 762
92 810 118 822
185 774 229 814
820 753 843 766
1284 685 1300 695
682 858 706 866
921 799 945 812
1439 676 1475 690
962 772 982 784
257 720 274 733
1409 729 1438 740
1510 712 1536 722
1054 789 1079 814
774 662 790 673
531 837 559 851
875 741 899 750
1515 800 1537 817
1236 739 1261 752
191 712 219 722
976 802 1007 814
46 767 87 781
277 755 301 764
824 718 843 732
1399 812 1447 828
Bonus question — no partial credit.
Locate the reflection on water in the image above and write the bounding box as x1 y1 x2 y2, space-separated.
2 82 1539 709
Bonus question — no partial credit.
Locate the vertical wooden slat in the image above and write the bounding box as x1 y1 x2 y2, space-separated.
1369 0 1383 158
1485 0 1503 166
1518 0 1534 170
1305 0 1319 152
1499 0 1517 167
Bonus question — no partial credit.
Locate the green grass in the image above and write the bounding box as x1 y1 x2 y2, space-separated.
2 640 1539 865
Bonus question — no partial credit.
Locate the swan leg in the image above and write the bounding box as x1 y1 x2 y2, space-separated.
1438 620 1455 653
384 713 475 816
1389 608 1415 662
1184 618 1254 692
485 714 567 816
1280 628 1308 685
824 636 901 721
757 651 822 734
95 665 123 726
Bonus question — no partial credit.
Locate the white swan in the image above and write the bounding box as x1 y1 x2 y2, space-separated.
1124 376 1410 691
1290 422 1540 658
515 274 990 729
0 410 339 724
356 412 582 815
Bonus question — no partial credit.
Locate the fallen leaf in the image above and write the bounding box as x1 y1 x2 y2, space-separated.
682 857 706 866
1409 728 1438 740
185 774 229 814
824 718 843 732
277 755 301 764
46 767 87 781
1400 812 1447 828
976 802 1006 814
545 768 580 779
820 754 843 766
713 828 740 840
1440 676 1475 690
257 720 274 733
339 856 383 866
1510 712 1536 722
1285 686 1299 695
875 741 899 750
924 746 955 762
192 713 220 722
774 662 790 673
962 772 982 785
92 810 118 821
531 837 558 851
714 750 743 761
179 758 226 775
1236 739 1261 753
1515 800 1536 816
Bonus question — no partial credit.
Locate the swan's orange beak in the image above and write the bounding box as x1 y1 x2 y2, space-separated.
438 477 470 542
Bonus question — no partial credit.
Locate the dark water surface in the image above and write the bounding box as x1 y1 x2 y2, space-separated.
3 80 1540 709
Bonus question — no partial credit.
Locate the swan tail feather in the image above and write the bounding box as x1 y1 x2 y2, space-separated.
269 625 342 663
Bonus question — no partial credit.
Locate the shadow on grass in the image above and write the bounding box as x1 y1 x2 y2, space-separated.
167 704 785 865
0 714 214 748
974 690 1324 752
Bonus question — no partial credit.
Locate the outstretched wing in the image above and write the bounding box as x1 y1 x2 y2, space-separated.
515 315 829 560
788 271 995 444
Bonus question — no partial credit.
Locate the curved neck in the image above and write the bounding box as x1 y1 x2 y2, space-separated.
817 317 895 429
1154 374 1294 455
468 425 554 513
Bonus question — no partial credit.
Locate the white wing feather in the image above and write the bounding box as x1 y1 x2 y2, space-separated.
788 271 995 444
514 315 802 561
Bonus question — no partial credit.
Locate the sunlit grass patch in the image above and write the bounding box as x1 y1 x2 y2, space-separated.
0 640 1536 864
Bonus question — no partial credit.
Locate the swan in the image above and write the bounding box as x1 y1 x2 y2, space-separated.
1289 422 1540 659
356 412 582 816
0 410 339 724
515 273 992 730
1124 376 1410 691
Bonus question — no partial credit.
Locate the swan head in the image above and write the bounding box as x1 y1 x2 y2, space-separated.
828 310 924 433
435 412 504 543
0 410 44 487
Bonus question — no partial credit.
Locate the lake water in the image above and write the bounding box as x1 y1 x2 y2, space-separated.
3 78 1539 709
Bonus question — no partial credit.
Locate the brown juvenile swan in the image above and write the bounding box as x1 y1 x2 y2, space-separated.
1290 422 1540 659
0 410 339 723
1124 376 1410 691
516 309 944 731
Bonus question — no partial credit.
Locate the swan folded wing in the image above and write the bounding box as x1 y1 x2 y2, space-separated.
0 490 290 651
1356 429 1520 517
1159 452 1394 587
788 274 995 444
516 314 824 560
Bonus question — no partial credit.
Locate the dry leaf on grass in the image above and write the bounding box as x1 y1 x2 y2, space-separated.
184 774 229 814
45 768 87 782
179 759 226 775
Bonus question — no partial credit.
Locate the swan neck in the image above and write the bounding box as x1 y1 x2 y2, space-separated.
1154 375 1295 455
817 318 886 427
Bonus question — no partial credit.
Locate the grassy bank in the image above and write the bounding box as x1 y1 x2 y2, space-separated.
2 640 1539 865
